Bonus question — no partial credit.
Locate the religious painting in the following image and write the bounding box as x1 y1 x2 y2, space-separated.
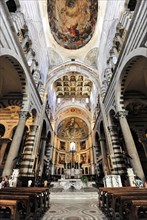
59 153 65 164
47 0 98 49
80 153 87 164
80 141 86 150
57 117 89 140
60 141 65 150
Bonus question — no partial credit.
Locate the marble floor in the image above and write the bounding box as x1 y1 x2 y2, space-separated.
42 198 108 220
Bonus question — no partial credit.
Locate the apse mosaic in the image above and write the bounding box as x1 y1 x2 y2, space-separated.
47 0 98 49
57 117 89 140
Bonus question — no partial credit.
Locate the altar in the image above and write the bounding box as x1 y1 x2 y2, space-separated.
58 178 84 191
64 168 82 179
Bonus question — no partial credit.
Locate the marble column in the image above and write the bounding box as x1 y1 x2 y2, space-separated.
19 124 38 177
108 125 126 175
105 68 113 84
116 33 123 46
45 143 52 176
21 35 29 49
51 146 56 175
99 95 114 155
117 111 145 181
90 145 95 175
26 48 34 61
30 59 37 73
2 111 30 176
0 139 11 165
112 46 119 58
33 69 40 87
39 137 47 176
99 138 109 175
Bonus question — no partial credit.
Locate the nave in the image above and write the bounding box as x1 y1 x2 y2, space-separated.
42 191 107 220
42 200 107 220
0 0 147 219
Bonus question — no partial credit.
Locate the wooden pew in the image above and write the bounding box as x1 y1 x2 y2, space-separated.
0 194 32 220
129 200 147 220
4 187 50 212
118 195 147 219
105 189 147 219
98 187 147 219
0 187 50 219
98 187 139 211
0 199 18 220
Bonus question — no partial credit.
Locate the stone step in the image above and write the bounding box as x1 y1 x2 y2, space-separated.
50 191 98 200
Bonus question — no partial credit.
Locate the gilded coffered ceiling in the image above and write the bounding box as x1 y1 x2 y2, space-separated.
54 72 92 98
47 0 98 49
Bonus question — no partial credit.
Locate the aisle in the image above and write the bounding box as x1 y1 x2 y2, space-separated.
42 194 108 220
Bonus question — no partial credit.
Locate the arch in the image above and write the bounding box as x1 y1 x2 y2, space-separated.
115 48 147 111
0 124 6 137
95 131 101 155
95 132 99 146
6 0 17 13
54 106 92 134
46 61 100 92
0 51 30 111
30 108 38 124
55 104 92 120
47 130 52 143
128 0 137 11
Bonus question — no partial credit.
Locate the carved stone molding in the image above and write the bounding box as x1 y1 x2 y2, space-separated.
29 124 38 132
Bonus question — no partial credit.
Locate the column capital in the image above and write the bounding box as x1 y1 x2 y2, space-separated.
108 125 117 132
18 111 30 120
115 110 128 119
30 124 38 132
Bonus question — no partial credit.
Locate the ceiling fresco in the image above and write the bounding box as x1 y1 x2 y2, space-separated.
47 0 98 49
54 72 92 98
57 117 89 140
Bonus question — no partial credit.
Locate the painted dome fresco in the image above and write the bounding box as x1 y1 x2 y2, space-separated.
57 117 89 140
47 0 98 49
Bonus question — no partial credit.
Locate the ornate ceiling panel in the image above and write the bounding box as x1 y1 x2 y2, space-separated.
54 72 92 98
47 0 98 49
57 117 89 140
